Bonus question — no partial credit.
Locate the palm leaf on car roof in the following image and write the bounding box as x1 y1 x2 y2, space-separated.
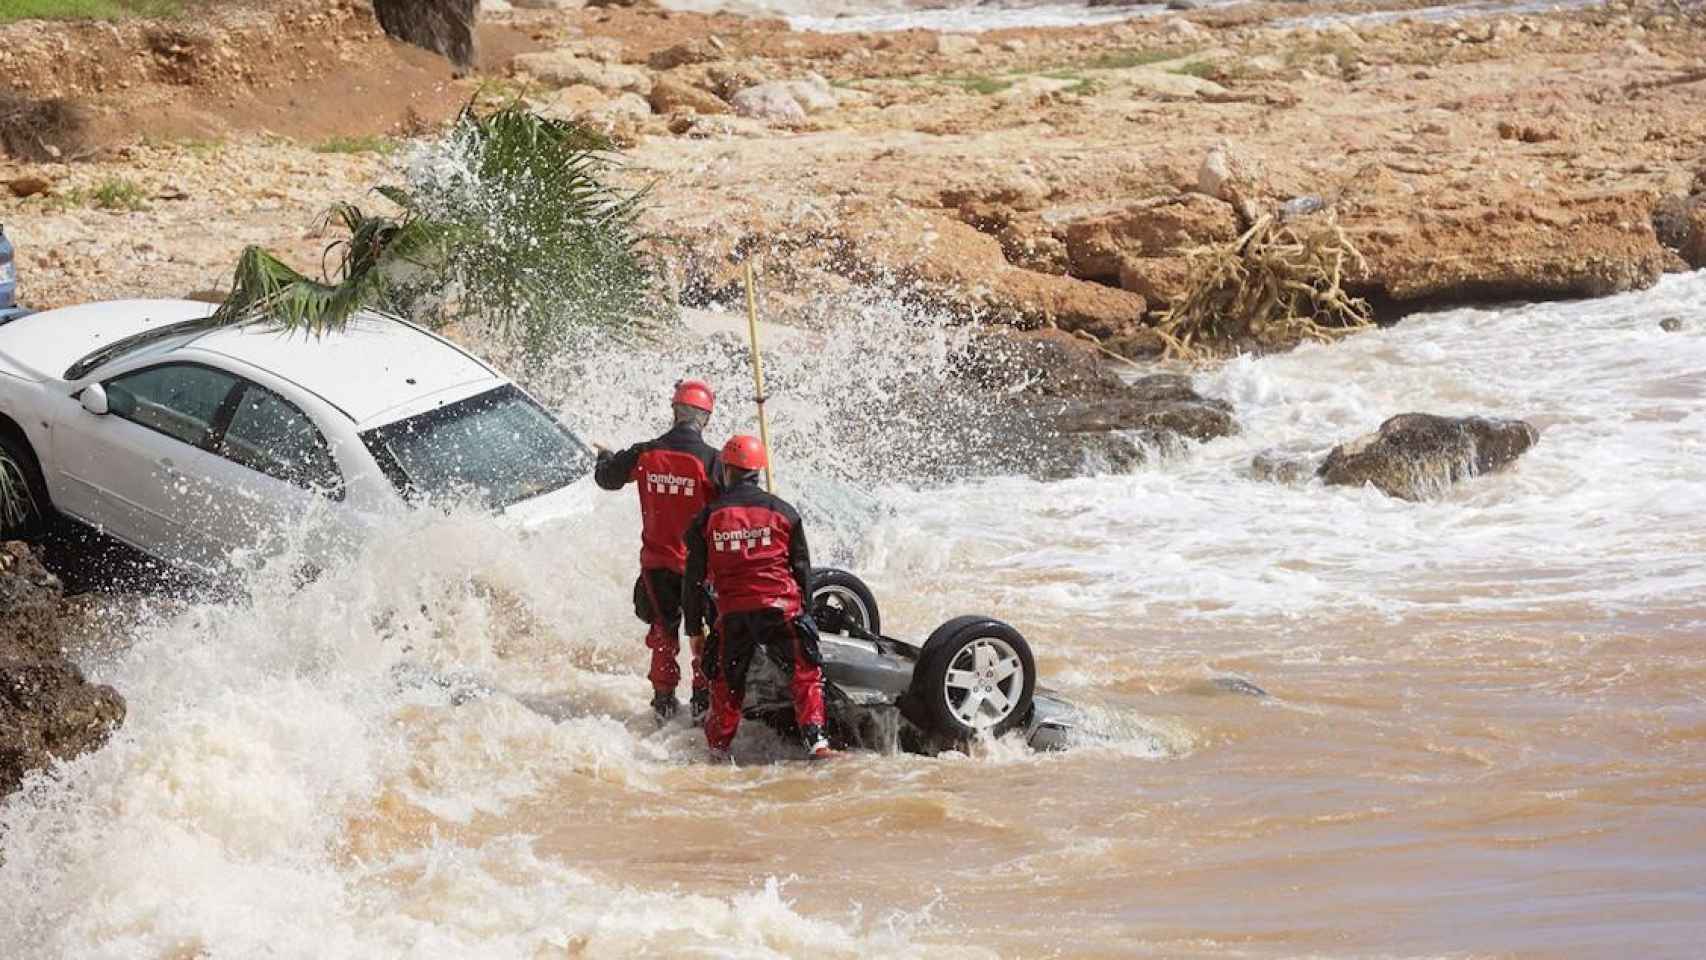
211 103 656 350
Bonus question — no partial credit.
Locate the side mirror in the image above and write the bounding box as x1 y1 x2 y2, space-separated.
80 383 110 416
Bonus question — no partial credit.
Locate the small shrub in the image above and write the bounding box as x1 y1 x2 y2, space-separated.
0 87 85 161
87 177 149 211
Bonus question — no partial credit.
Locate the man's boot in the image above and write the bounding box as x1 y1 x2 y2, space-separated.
651 690 680 725
801 724 835 760
690 688 710 726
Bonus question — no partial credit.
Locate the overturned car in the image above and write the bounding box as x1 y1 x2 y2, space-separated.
737 568 1078 754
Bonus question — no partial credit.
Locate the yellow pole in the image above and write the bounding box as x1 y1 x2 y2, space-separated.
743 261 775 492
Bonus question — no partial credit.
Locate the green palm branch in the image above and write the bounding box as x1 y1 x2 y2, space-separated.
214 104 657 354
0 452 34 531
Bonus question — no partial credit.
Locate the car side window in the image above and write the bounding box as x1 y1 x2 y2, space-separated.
216 383 344 497
105 364 239 448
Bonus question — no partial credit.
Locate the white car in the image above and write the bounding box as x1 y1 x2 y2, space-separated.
0 299 594 576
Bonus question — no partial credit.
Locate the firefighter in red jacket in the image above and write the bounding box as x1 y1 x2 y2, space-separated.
683 435 832 762
594 379 720 724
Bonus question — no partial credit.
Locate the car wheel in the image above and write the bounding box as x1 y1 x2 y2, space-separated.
907 616 1036 746
0 430 51 540
809 567 881 635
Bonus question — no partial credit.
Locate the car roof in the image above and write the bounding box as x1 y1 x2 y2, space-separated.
1 298 504 426
182 315 502 426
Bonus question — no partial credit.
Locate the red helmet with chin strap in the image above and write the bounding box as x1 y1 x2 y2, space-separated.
721 434 767 471
673 379 715 413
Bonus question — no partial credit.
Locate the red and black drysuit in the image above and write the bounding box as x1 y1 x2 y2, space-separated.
594 423 719 698
683 475 826 753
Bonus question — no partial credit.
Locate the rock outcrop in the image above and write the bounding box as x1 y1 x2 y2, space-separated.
1318 413 1539 500
512 51 654 96
947 330 1236 479
1061 194 1240 283
1047 372 1238 443
1344 188 1670 304
831 207 1151 346
372 0 477 74
1 541 125 796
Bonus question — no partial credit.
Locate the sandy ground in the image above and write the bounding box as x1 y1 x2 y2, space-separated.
3 0 1704 344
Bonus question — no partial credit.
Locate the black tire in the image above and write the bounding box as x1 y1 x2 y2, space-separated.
809 567 881 635
905 616 1036 745
0 428 51 540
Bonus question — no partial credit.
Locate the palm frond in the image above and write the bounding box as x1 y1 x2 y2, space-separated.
212 102 659 353
213 245 392 336
0 452 35 530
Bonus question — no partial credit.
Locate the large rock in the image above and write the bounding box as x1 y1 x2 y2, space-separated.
1117 255 1194 308
649 77 729 116
1049 373 1238 442
512 51 653 96
1318 413 1539 500
1 541 125 796
373 0 477 73
830 207 1149 340
1655 194 1706 270
934 34 980 57
946 335 1236 479
1345 190 1670 303
648 40 722 71
730 83 807 123
1062 193 1239 281
952 327 1130 401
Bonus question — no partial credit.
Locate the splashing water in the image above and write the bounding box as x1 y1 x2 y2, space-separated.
4 270 1706 957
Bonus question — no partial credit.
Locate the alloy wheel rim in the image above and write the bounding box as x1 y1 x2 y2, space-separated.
942 637 1024 729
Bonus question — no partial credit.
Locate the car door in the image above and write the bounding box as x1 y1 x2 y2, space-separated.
178 379 348 570
51 361 241 560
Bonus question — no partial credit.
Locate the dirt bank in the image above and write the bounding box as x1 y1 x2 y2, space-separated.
3 0 1705 347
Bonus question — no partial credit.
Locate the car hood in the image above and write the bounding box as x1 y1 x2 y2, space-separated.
495 476 597 532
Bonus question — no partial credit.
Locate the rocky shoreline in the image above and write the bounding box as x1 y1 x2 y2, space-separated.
0 0 1689 792
0 542 124 800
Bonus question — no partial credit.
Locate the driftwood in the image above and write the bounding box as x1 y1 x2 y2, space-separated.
1157 211 1373 359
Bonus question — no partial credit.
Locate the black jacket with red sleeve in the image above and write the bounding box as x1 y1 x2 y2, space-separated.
594 423 720 574
683 477 812 635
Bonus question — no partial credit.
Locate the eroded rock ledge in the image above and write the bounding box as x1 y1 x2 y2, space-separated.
1 541 125 798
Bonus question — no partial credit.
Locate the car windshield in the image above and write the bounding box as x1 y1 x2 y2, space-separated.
64 318 216 381
360 384 592 509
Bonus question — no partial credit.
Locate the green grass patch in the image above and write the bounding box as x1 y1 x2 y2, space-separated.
1084 49 1179 71
939 74 1014 95
1169 60 1219 79
0 0 183 23
86 176 149 210
313 135 399 156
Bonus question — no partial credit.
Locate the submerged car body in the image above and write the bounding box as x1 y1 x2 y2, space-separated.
0 299 594 575
741 570 1078 754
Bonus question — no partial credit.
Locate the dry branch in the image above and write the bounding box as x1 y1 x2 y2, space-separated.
1157 211 1373 359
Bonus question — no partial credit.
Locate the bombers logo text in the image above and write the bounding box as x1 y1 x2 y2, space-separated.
711 526 774 551
645 473 697 496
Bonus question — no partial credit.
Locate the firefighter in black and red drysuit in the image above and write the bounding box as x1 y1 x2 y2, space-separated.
683 435 833 762
594 379 721 725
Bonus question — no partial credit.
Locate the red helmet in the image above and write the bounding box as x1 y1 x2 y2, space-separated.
721 434 768 471
672 379 715 413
